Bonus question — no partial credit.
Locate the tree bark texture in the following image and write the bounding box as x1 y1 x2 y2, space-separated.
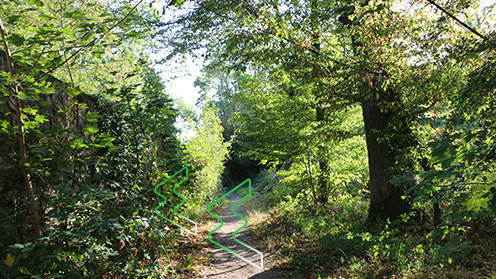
362 98 410 222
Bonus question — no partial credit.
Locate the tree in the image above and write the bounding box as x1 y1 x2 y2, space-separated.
0 1 199 277
162 0 483 222
186 103 231 202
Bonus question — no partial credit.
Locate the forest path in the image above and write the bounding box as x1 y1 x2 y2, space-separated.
202 193 277 279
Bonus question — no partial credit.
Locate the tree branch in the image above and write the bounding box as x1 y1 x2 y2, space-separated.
426 0 496 48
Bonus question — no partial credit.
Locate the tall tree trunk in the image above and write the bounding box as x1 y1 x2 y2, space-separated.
0 17 41 239
316 107 329 203
310 0 329 203
342 11 410 222
362 97 409 222
310 0 329 204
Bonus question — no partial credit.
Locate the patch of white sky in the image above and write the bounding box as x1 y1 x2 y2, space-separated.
140 0 205 140
153 54 204 140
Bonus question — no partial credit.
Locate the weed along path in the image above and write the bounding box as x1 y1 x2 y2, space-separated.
202 193 277 279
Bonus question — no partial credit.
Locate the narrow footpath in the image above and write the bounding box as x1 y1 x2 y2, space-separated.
202 193 277 279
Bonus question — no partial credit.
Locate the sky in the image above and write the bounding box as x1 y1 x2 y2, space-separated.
151 51 204 140
148 0 203 111
153 54 203 112
148 0 204 140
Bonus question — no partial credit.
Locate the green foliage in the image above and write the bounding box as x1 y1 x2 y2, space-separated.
0 1 209 278
252 188 496 278
186 104 231 205
0 56 191 277
2 0 496 277
167 0 496 277
253 170 286 203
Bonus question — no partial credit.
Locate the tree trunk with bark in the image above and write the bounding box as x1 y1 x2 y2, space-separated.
311 0 329 204
316 107 329 204
362 96 410 222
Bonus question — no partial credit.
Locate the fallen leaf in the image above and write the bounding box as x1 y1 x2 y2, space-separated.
119 240 125 250
2 253 14 267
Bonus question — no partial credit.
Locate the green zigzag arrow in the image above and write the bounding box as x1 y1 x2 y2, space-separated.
154 166 197 235
207 179 264 269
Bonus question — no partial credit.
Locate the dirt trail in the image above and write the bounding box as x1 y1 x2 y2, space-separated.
203 193 277 279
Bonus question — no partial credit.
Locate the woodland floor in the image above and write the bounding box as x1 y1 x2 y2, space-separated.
202 193 278 279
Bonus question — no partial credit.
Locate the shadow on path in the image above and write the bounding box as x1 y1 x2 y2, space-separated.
203 193 277 279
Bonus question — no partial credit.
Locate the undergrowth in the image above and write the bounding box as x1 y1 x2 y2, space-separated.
249 190 496 279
